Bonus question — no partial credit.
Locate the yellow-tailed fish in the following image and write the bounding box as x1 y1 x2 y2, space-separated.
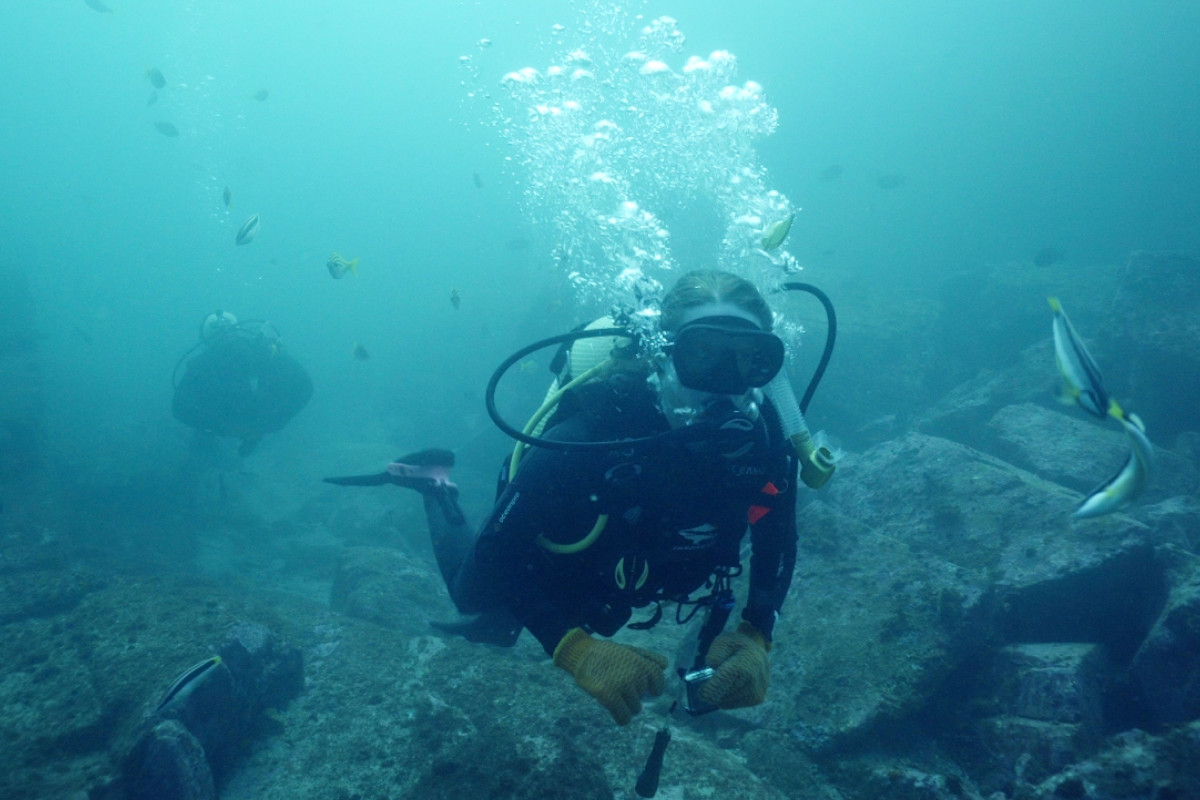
1048 297 1111 419
327 253 359 279
761 214 794 252
1073 411 1155 520
156 655 223 712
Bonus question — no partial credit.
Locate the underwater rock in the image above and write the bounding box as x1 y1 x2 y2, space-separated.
331 546 430 629
1130 548 1200 726
991 643 1109 727
769 433 1155 752
1028 724 1200 800
121 623 302 797
986 402 1126 494
1111 251 1200 363
1105 251 1200 441
975 716 1088 789
125 719 216 800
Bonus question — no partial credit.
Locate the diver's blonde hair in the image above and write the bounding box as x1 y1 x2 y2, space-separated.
661 270 773 331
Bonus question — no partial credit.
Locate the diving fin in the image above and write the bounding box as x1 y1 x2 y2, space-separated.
323 472 396 487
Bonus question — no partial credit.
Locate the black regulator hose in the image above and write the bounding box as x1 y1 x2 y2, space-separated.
780 282 837 415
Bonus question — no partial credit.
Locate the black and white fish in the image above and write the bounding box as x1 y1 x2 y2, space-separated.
235 214 260 246
1048 296 1112 419
1073 411 1155 519
156 655 223 713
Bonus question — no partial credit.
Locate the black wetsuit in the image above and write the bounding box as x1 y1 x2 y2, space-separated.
434 374 798 655
172 332 312 452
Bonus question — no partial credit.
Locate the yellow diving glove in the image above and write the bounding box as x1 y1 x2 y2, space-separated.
698 621 771 709
553 627 668 725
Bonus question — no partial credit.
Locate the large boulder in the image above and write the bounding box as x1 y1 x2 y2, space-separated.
764 433 1157 753
1129 547 1200 726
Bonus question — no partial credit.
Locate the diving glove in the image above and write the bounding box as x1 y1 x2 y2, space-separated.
699 621 771 709
553 628 668 725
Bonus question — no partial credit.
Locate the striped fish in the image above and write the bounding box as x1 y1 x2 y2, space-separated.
1073 411 1155 519
235 214 260 246
156 655 223 712
1048 296 1112 419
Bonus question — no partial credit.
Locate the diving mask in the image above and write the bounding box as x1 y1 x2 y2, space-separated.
668 316 785 395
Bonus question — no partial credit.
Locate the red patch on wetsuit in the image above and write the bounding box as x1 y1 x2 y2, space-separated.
747 482 780 524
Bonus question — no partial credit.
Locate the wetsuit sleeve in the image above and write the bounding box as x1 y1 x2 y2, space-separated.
742 457 799 641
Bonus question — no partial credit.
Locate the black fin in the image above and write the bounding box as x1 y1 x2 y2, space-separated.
323 472 394 486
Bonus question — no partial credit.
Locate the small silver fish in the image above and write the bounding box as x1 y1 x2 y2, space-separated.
1073 412 1155 519
156 655 223 712
235 214 260 245
761 214 794 251
326 252 359 278
1048 297 1111 419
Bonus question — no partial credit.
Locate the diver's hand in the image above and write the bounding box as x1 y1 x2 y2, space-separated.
699 621 771 709
553 628 668 725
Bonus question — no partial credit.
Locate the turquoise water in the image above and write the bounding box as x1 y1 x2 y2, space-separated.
2 0 1197 475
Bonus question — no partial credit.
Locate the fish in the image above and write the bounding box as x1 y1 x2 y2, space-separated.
154 121 179 137
505 237 531 251
472 171 484 189
761 214 794 251
235 214 260 246
156 655 222 713
1034 247 1065 268
70 325 93 344
450 288 461 309
254 89 270 102
1073 412 1155 519
1048 296 1111 419
146 68 166 89
875 174 906 189
353 342 369 360
146 90 159 107
326 252 359 278
84 0 112 13
222 186 232 208
818 164 843 182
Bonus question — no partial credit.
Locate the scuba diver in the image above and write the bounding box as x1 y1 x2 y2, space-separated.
325 270 837 727
172 311 313 457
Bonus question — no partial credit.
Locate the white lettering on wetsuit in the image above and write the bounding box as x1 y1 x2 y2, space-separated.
674 523 718 550
498 491 521 525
